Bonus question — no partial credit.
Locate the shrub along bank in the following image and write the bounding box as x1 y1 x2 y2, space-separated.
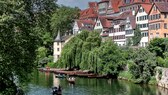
51 31 168 84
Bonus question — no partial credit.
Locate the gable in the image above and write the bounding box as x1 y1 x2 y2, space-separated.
94 19 103 30
149 4 161 15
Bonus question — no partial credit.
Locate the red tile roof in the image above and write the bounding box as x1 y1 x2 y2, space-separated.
140 3 152 14
99 16 111 28
76 20 95 28
88 2 97 8
80 8 98 19
129 16 136 29
155 2 168 13
110 0 120 12
118 0 151 7
115 11 133 20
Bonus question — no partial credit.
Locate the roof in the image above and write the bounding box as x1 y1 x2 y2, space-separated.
88 2 97 8
54 31 63 42
140 4 152 14
110 0 120 12
115 11 133 20
155 2 168 13
118 0 151 7
80 8 98 19
99 16 111 28
98 0 109 4
129 16 136 29
76 19 95 31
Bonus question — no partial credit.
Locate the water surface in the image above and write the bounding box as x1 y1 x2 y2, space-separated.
26 71 168 95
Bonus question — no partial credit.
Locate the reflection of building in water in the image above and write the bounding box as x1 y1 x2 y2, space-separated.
156 87 168 95
53 74 60 87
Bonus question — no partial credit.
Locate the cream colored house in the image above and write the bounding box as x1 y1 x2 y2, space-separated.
53 31 73 62
53 31 64 63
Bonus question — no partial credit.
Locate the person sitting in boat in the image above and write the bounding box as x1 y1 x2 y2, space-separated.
52 87 58 95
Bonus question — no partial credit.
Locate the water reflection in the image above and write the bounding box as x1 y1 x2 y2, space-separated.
26 71 168 95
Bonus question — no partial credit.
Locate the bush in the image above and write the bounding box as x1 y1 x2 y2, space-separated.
148 76 157 85
119 71 133 81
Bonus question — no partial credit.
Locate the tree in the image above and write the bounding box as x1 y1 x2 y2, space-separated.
129 48 156 83
0 0 39 94
97 39 125 78
148 38 166 57
51 6 80 36
57 31 101 70
132 27 141 46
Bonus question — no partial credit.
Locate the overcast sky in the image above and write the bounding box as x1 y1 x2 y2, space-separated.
57 0 100 9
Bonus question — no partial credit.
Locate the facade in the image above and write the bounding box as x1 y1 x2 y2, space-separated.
76 0 168 47
53 32 73 62
136 4 152 47
148 3 168 41
98 0 109 16
125 16 136 45
73 20 95 35
53 31 64 63
109 11 133 46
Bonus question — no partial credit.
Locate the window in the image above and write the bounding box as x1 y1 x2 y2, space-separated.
57 42 59 45
57 55 60 58
57 48 59 51
164 33 167 38
164 23 167 29
150 33 153 39
154 6 157 11
164 14 167 18
156 32 159 38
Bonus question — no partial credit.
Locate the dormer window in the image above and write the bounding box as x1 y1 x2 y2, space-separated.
154 6 157 11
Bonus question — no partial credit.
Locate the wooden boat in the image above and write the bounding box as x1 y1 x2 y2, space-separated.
52 86 62 95
67 77 75 84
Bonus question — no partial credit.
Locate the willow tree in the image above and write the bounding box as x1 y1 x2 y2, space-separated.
0 0 39 94
57 31 102 70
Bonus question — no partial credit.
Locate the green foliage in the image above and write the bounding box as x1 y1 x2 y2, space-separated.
148 38 166 57
57 31 101 70
57 31 126 77
126 38 132 46
97 39 125 77
119 71 133 81
51 6 80 36
132 27 141 46
129 48 156 83
0 0 40 94
148 76 157 85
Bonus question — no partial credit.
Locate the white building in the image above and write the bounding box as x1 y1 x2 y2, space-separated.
53 31 73 62
109 11 133 46
73 20 95 35
125 16 136 45
136 4 152 47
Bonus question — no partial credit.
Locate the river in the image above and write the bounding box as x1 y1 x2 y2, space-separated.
26 71 168 95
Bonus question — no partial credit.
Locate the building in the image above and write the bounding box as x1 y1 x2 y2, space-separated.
97 0 109 16
79 2 98 21
136 4 152 47
53 31 73 62
125 15 136 45
73 19 95 35
109 11 133 46
148 2 168 41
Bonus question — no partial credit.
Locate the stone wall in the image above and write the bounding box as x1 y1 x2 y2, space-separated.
156 67 168 89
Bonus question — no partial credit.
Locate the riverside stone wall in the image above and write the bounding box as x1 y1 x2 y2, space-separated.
156 67 168 89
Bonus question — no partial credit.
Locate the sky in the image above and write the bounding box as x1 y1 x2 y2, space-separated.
57 0 100 9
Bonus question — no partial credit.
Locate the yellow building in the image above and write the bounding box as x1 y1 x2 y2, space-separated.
148 2 168 41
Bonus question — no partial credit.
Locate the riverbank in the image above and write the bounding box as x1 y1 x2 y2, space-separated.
38 68 105 78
